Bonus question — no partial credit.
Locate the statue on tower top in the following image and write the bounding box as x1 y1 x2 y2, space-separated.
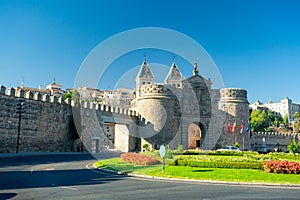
193 61 199 76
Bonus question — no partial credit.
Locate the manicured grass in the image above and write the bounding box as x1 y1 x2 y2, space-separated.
95 158 161 173
95 157 300 184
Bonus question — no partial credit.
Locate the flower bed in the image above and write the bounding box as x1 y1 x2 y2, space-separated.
263 160 300 174
121 152 159 166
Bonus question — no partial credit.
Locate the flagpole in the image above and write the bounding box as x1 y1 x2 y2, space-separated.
242 135 244 151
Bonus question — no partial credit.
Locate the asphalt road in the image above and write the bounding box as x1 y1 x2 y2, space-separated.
0 153 299 200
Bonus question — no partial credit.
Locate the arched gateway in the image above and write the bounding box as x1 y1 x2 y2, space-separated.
188 122 205 149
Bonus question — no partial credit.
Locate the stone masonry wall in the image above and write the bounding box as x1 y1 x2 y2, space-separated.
251 132 299 152
0 92 74 153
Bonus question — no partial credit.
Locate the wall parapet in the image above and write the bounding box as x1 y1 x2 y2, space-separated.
219 88 248 103
252 131 299 137
0 84 135 118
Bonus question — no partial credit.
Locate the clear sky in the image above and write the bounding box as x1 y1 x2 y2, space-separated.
0 0 300 103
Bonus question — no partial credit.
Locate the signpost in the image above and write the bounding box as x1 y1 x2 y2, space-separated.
159 145 166 173
16 99 26 153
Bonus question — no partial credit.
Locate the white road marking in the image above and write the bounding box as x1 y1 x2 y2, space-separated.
51 184 78 191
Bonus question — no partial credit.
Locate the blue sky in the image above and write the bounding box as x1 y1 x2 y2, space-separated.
0 0 300 103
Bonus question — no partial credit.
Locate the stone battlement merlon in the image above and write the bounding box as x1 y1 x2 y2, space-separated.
0 84 134 117
220 88 248 103
252 131 299 137
140 84 176 97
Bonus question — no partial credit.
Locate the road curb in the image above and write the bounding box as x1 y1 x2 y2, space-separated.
94 165 300 188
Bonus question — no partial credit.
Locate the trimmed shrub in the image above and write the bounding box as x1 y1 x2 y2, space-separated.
166 145 173 159
263 160 300 174
177 144 183 153
170 155 263 170
121 152 159 166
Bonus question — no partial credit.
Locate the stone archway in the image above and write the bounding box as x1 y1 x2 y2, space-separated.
188 122 205 149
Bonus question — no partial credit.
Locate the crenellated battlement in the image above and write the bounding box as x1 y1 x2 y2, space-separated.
140 84 175 97
252 131 299 137
220 88 248 102
0 84 138 117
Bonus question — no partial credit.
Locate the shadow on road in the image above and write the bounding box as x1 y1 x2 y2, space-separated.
0 168 126 190
0 192 17 199
0 152 121 168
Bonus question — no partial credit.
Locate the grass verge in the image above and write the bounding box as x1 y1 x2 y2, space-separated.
94 158 300 184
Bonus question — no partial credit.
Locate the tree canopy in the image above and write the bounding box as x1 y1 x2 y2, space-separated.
250 109 282 132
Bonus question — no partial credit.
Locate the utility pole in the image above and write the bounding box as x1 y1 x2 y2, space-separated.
16 99 26 153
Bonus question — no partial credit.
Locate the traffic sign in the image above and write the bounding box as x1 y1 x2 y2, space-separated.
159 145 166 158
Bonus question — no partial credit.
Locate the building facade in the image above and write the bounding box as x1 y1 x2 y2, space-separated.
250 98 300 122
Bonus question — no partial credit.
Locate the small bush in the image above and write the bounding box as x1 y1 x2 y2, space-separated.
142 143 149 152
121 152 159 166
234 142 240 148
166 145 173 159
177 144 183 153
288 140 299 155
263 160 300 174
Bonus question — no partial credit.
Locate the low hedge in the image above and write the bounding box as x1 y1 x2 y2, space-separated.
183 150 259 157
171 156 263 169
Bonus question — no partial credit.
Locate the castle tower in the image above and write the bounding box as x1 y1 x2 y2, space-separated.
134 84 181 147
135 58 154 98
218 88 250 150
164 61 183 88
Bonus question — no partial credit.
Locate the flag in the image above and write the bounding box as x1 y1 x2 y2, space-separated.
246 123 250 133
232 120 237 133
227 121 231 133
240 120 245 134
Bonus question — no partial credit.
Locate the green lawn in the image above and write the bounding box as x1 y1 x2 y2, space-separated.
95 157 300 185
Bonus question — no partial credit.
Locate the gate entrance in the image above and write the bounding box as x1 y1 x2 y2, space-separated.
188 122 204 149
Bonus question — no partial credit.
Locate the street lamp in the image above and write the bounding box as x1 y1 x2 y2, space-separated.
16 99 26 153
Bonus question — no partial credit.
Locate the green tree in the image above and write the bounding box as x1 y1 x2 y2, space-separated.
250 110 270 132
283 114 289 126
293 112 300 120
288 139 299 155
293 112 300 133
234 142 240 149
142 143 149 152
63 90 73 100
267 110 275 125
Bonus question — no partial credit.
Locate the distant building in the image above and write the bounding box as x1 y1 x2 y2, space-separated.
15 81 65 97
16 85 50 96
103 88 135 109
73 86 103 102
250 97 300 122
46 82 65 96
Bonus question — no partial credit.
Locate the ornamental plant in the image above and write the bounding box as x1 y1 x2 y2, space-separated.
288 139 299 155
263 160 300 174
121 152 159 166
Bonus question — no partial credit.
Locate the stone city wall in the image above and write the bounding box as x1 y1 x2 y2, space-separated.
0 85 141 153
0 86 73 153
251 132 299 152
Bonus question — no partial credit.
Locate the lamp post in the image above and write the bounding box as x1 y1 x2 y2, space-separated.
16 99 26 153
